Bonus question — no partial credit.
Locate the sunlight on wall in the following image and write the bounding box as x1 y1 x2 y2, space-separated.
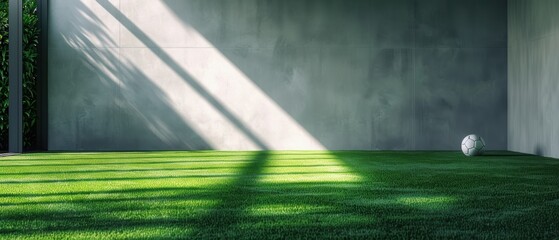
117 52 261 150
52 0 330 150
116 0 325 150
173 46 325 150
142 32 323 150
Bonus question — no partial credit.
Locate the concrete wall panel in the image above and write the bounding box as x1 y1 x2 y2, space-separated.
49 0 120 49
414 48 508 150
415 0 507 48
48 48 121 150
509 0 559 158
49 0 507 151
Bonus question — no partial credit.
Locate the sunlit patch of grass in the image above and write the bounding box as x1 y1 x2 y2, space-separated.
0 177 233 198
396 196 457 209
97 199 217 220
1 151 558 239
248 204 333 216
259 152 363 184
260 173 363 183
261 165 349 174
5 226 193 240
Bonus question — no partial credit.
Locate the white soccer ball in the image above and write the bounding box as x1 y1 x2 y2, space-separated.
461 134 485 156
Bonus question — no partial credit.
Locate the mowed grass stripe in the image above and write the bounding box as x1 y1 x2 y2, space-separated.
1 151 558 239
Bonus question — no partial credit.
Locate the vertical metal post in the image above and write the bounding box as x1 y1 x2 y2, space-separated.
37 0 48 150
9 0 23 153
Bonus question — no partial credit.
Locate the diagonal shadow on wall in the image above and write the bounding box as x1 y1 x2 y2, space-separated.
50 1 211 150
160 0 508 151
53 2 277 236
96 0 268 150
160 0 414 151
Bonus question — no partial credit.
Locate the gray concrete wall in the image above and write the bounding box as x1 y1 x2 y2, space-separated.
48 0 507 151
508 0 559 158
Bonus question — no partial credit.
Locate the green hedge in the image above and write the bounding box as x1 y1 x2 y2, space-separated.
0 0 39 150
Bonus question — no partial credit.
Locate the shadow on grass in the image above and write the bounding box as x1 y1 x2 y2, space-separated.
0 166 245 176
0 157 346 168
0 152 272 237
2 151 346 162
0 152 445 237
0 187 202 198
0 159 252 168
0 155 244 162
187 151 270 237
0 182 458 238
0 163 343 176
479 151 532 157
0 171 359 185
0 153 262 162
4 152 558 238
0 191 214 207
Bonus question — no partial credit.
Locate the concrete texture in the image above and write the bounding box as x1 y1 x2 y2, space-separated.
508 0 559 158
48 0 507 151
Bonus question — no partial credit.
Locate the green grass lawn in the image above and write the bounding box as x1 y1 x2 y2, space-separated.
1 151 558 239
